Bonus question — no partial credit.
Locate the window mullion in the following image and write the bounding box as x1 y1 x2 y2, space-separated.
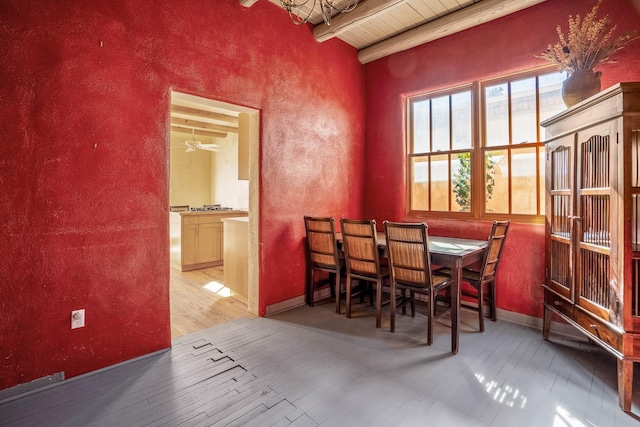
428 155 432 212
429 100 433 211
448 95 453 212
472 82 483 220
535 77 542 216
535 76 542 144
536 145 542 216
507 83 513 215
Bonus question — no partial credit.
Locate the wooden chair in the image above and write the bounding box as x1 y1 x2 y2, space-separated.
437 220 510 332
340 218 389 328
383 221 453 345
304 216 345 313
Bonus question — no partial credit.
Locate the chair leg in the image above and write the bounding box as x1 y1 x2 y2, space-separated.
490 280 497 322
410 290 416 317
401 289 407 315
369 283 375 306
477 282 485 333
375 278 382 328
329 273 336 299
335 272 341 314
307 268 315 307
427 291 434 345
358 279 366 304
390 282 396 333
346 274 352 318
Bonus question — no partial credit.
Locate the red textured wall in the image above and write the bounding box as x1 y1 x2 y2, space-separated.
0 0 365 390
363 0 640 318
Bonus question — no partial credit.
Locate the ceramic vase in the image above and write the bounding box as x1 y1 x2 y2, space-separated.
562 69 602 108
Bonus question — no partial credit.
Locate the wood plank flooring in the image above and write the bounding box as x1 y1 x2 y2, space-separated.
2 301 640 426
170 266 255 339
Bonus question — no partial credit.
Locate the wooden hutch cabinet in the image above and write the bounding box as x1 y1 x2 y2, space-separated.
542 82 640 411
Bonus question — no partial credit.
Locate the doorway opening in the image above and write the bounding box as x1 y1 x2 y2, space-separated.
168 91 260 339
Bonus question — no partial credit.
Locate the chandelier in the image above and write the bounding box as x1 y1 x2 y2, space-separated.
280 0 359 26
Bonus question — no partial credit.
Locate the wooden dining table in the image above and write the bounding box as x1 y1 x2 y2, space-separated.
338 231 487 354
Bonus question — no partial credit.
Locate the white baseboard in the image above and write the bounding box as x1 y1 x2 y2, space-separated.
266 295 306 316
265 288 332 316
496 308 586 341
0 372 65 404
0 348 169 405
266 294 587 342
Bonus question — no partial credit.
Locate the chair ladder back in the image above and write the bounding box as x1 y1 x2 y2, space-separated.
384 221 451 342
304 216 340 269
479 220 510 280
341 219 380 278
384 221 433 288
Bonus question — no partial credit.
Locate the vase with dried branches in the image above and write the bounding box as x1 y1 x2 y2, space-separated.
538 0 637 107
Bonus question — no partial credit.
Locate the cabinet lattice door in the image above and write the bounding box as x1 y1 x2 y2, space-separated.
576 125 618 324
542 83 640 413
548 135 574 302
630 129 640 318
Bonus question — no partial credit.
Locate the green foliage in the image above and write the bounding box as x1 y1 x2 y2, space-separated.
452 152 496 212
485 154 496 202
452 153 471 211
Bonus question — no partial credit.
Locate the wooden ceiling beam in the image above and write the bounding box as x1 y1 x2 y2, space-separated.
171 126 228 139
171 117 239 134
313 0 406 43
170 105 239 125
358 0 548 64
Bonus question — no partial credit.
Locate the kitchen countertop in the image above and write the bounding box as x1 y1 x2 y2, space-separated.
178 210 247 216
222 216 248 223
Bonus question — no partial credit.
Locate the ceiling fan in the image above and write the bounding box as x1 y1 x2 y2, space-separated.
182 129 220 152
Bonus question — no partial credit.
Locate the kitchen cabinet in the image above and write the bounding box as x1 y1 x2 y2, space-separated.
198 222 223 263
541 82 640 412
222 217 248 303
170 210 247 272
181 219 199 267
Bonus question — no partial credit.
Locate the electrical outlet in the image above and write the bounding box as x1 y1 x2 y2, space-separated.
71 309 85 329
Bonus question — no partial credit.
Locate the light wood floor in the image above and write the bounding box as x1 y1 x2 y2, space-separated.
2 300 640 426
170 266 255 339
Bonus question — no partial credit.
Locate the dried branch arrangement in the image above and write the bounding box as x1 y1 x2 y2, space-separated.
538 0 636 73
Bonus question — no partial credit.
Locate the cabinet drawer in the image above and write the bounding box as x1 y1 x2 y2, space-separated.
574 308 622 353
183 216 199 225
543 288 573 319
199 215 221 224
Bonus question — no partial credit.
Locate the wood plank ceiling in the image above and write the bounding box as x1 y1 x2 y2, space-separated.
170 101 239 140
264 0 548 63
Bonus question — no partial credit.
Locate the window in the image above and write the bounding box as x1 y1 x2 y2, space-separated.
409 87 474 215
408 69 566 222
